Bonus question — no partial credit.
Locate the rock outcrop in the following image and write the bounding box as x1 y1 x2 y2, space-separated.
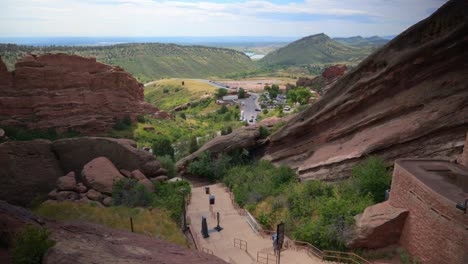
0 201 227 264
177 125 261 174
265 0 468 181
0 140 64 206
346 201 409 249
82 157 124 195
52 137 163 178
0 53 157 134
0 137 163 206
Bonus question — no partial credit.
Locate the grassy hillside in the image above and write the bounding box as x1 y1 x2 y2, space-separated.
0 43 256 83
35 202 187 246
333 36 389 47
260 33 375 66
144 79 217 110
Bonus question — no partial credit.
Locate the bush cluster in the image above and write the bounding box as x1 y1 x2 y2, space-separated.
222 156 391 251
111 178 191 222
12 225 55 264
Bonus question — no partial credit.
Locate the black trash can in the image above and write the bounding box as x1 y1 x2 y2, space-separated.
205 186 210 194
209 195 215 205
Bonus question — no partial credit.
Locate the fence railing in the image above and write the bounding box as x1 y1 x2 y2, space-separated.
223 184 373 264
233 238 248 252
256 251 277 264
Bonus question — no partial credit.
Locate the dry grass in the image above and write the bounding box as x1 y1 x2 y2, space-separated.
35 202 187 247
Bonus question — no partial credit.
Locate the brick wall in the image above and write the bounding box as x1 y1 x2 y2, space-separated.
389 160 468 264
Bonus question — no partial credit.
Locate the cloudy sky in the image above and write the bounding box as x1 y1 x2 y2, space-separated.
0 0 447 37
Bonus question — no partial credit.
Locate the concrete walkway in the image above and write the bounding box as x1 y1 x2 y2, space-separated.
187 183 325 264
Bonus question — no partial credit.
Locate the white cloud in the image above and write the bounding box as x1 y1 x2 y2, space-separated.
0 0 448 37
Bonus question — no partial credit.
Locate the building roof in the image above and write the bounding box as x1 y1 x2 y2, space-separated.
396 159 468 204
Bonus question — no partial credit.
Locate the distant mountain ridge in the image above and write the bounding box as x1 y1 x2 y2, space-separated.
0 43 256 82
333 36 390 46
260 33 376 66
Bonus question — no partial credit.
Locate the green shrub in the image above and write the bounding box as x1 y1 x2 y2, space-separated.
113 119 128 130
152 180 191 222
352 156 392 203
112 179 154 208
157 155 176 177
152 136 174 158
136 115 146 123
122 115 132 126
3 126 80 141
259 126 270 139
12 225 55 264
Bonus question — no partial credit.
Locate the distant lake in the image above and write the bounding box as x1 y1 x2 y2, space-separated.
244 52 265 60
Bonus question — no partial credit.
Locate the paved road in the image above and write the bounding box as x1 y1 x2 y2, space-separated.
187 184 325 264
144 78 260 124
239 93 260 124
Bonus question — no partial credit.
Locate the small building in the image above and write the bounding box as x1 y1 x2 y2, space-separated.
222 95 239 101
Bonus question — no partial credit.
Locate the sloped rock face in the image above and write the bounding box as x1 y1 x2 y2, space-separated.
265 0 468 181
0 140 64 206
0 53 156 134
52 137 163 178
0 137 162 206
0 201 227 264
346 201 409 249
177 125 261 174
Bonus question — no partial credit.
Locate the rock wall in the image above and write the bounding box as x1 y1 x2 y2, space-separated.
0 53 156 134
265 0 468 181
389 159 468 264
0 140 64 206
0 137 163 206
52 137 162 178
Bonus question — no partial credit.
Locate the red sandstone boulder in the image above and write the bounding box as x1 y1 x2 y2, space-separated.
86 189 103 201
81 157 124 195
74 183 88 193
102 196 113 207
131 170 155 192
321 65 347 80
346 201 408 249
0 54 157 134
56 172 76 191
120 169 132 178
56 191 80 202
152 175 169 182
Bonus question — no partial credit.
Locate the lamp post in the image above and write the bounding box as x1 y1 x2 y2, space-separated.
181 187 187 232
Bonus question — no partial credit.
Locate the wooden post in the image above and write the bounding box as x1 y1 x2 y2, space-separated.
130 217 134 232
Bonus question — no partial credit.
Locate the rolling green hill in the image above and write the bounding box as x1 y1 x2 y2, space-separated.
260 33 376 66
0 43 257 83
333 36 389 47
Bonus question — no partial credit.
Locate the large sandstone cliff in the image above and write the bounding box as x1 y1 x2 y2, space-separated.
0 53 156 134
265 0 468 181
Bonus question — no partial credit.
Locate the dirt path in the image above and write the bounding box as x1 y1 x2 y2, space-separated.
187 183 325 264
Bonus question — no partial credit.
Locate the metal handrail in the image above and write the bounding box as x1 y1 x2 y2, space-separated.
222 183 373 264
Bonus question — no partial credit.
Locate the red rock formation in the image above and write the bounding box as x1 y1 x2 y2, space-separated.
346 201 408 249
0 201 227 264
0 53 157 134
265 0 468 181
321 64 347 81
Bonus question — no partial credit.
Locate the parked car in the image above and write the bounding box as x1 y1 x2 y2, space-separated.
284 105 291 111
255 108 261 112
